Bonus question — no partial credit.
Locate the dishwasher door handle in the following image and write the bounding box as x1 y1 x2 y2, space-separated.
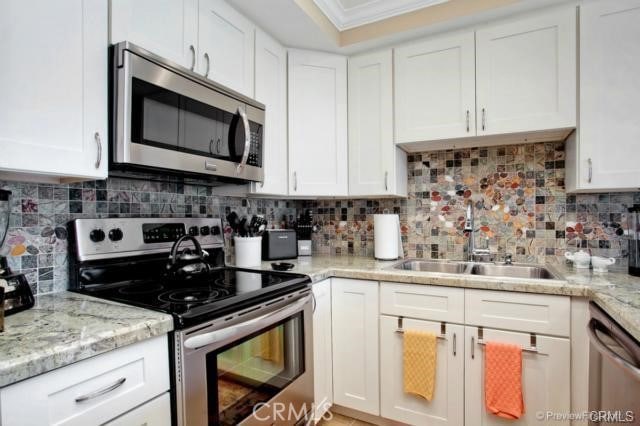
588 318 640 381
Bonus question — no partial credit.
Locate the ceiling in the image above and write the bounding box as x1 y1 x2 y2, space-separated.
312 0 450 30
228 0 571 54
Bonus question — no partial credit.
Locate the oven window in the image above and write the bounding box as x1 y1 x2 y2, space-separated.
206 312 305 426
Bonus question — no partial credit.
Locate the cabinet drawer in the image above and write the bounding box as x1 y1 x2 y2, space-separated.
0 335 169 426
465 289 570 336
104 392 171 426
380 283 464 323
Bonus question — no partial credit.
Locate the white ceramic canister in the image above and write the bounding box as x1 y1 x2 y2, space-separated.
234 236 262 267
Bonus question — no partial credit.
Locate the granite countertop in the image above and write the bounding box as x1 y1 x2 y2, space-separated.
249 256 640 342
0 292 173 388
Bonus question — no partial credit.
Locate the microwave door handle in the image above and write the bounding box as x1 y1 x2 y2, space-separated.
236 106 251 174
184 295 310 350
588 318 640 380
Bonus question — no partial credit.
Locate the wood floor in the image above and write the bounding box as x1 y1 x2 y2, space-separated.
317 411 374 425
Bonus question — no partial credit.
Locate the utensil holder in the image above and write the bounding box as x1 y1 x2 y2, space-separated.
234 237 262 267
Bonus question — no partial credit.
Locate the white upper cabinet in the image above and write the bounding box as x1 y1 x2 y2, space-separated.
251 30 288 195
567 0 640 192
0 0 108 183
198 0 255 96
395 31 476 143
110 0 198 69
475 6 577 136
349 50 407 197
288 50 348 197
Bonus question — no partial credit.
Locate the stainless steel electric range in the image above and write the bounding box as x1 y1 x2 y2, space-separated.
68 217 314 426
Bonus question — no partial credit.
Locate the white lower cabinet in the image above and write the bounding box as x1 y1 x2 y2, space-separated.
464 326 571 426
331 278 379 415
0 335 170 426
312 279 333 422
380 316 464 426
104 393 171 426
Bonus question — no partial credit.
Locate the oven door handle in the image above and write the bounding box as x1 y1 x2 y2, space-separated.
588 318 640 380
184 295 310 350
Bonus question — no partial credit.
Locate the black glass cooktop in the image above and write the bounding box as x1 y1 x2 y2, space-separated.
75 267 310 328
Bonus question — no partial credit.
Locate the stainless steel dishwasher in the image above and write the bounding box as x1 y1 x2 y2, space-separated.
588 302 640 425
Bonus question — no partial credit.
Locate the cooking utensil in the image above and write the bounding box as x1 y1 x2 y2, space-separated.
226 212 239 235
238 217 248 237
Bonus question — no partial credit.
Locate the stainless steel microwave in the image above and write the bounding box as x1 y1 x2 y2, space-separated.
110 42 264 182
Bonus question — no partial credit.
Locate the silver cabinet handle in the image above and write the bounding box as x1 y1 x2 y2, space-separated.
293 171 297 191
203 52 210 78
481 108 486 131
453 332 457 356
189 45 196 71
384 171 388 191
236 106 251 174
466 110 470 132
75 377 126 403
588 158 593 183
94 132 102 169
204 161 217 171
471 335 475 359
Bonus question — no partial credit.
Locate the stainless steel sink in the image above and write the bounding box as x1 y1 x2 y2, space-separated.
391 259 558 280
393 260 471 274
469 263 557 279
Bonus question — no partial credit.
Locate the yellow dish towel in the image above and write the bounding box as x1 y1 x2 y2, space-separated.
403 329 437 401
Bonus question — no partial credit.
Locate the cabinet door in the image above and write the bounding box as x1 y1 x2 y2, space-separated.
110 0 198 69
331 278 379 415
198 0 254 96
464 327 570 425
380 316 464 426
349 50 406 197
104 393 171 426
288 49 348 197
251 30 288 195
0 0 107 181
312 279 333 422
394 31 476 143
573 0 640 190
476 6 576 135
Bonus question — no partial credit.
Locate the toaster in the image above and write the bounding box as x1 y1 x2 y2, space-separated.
262 229 297 260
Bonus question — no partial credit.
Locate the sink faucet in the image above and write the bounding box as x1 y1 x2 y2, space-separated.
463 203 492 262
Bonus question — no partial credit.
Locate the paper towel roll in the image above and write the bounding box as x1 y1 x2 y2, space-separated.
374 214 403 260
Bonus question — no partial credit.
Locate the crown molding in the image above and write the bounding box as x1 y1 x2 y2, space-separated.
313 0 449 30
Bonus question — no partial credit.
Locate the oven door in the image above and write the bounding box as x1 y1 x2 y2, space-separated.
113 44 264 181
175 292 314 426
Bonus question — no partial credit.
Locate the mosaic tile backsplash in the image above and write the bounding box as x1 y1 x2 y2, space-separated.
0 178 296 295
303 142 637 270
1 141 637 295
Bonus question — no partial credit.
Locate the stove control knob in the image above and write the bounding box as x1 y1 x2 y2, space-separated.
188 226 199 236
89 229 105 243
108 228 124 242
211 225 221 236
199 226 210 236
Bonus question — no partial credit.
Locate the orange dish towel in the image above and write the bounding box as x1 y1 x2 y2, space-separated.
403 330 437 401
484 341 525 420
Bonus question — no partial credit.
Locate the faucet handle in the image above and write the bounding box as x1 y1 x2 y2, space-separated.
504 254 513 265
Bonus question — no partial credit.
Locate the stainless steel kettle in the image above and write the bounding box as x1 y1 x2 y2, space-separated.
166 235 211 280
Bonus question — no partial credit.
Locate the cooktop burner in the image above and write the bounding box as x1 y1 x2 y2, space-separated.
158 287 230 304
